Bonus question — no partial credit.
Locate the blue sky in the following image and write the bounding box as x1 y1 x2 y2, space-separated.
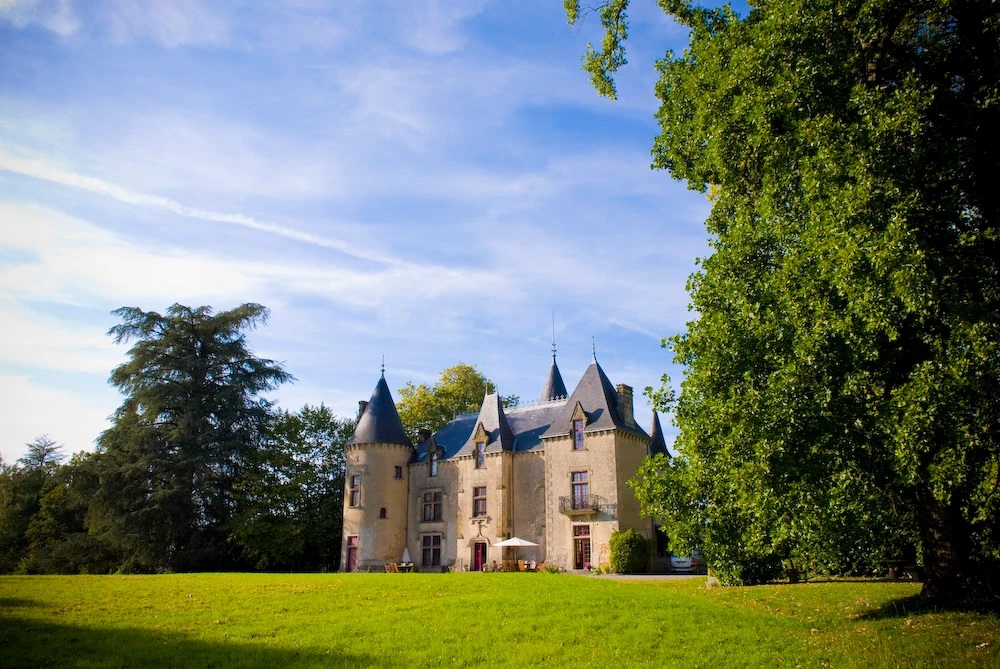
0 0 715 464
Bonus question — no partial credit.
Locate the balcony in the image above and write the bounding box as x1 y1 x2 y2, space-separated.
558 493 605 516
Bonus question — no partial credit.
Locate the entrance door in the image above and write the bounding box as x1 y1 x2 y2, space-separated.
573 525 591 570
347 535 358 572
473 542 488 571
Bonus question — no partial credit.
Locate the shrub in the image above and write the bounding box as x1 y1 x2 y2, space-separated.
609 529 649 574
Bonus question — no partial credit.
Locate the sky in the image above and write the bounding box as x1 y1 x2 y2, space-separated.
0 0 717 464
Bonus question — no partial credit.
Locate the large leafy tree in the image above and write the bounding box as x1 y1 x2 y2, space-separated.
0 436 66 573
396 363 517 442
91 304 292 572
569 1 1000 607
232 404 355 571
23 452 116 574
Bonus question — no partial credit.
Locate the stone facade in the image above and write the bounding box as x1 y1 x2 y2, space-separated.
341 355 667 572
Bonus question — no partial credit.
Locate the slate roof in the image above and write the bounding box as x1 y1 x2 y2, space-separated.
540 354 568 401
410 358 649 463
542 360 649 439
649 412 669 457
413 398 566 463
346 374 413 447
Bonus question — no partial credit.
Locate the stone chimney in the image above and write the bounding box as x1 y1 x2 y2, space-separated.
358 400 368 420
616 384 634 425
417 429 432 445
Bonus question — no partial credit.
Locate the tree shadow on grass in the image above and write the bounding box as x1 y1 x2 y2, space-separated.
854 594 954 621
0 604 383 669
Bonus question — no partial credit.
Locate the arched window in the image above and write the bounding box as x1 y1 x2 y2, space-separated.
379 507 387 519
430 452 439 476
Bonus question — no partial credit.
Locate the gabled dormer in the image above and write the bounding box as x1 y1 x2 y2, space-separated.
568 401 588 450
456 392 515 459
542 359 648 440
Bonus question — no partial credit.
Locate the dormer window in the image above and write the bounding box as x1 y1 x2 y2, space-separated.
573 419 585 450
430 452 439 477
475 441 485 469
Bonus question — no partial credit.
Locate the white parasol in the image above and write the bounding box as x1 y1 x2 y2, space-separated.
493 537 539 548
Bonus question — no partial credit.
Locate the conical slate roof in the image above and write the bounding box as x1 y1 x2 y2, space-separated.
347 374 412 447
540 354 568 401
649 412 669 457
543 360 648 438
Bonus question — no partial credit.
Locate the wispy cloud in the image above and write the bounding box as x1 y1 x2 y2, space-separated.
0 0 78 36
0 149 397 266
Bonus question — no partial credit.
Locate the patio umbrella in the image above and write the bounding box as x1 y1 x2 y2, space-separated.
493 537 539 567
402 547 411 563
493 537 539 548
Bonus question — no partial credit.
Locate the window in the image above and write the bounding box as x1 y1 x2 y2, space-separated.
473 486 487 517
573 419 585 450
379 507 387 519
430 452 439 477
394 466 403 479
422 491 442 522
571 471 589 509
475 441 485 469
349 474 361 507
421 534 442 567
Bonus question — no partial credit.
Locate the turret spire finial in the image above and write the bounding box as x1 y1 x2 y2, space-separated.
592 337 597 361
551 310 557 360
381 355 385 376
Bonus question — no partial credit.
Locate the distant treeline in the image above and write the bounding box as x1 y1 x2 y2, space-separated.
0 304 354 574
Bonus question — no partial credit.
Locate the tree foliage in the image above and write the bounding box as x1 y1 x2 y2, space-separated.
18 434 65 470
90 303 292 572
396 363 517 442
232 404 355 571
574 1 1000 608
0 436 66 573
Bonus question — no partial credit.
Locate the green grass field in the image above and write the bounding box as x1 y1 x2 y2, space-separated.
1 573 996 668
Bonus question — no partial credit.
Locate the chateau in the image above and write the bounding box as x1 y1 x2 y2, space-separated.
340 351 669 572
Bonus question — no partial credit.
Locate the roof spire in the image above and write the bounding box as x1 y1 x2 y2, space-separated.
541 316 568 401
551 310 557 360
381 355 385 377
592 336 597 362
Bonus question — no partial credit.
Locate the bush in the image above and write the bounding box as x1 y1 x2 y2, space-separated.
707 551 783 586
609 529 649 574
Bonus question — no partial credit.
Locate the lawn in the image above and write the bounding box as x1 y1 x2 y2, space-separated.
1 573 996 668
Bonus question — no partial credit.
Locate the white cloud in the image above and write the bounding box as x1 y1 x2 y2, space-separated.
0 151 393 265
396 0 488 54
0 0 78 36
0 373 113 463
104 0 230 47
0 304 119 374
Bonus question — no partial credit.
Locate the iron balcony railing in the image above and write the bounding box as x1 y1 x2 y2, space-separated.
558 493 605 515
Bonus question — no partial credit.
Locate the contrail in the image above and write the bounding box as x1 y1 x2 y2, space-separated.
0 148 399 266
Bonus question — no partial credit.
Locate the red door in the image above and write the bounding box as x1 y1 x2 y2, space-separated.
347 535 358 572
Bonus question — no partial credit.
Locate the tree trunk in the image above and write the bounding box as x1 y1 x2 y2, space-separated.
916 483 998 610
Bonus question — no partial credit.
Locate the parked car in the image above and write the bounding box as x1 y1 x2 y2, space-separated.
670 550 706 574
